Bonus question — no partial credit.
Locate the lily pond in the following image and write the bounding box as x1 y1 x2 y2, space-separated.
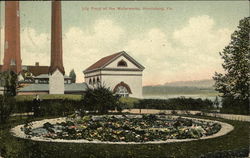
22 115 221 142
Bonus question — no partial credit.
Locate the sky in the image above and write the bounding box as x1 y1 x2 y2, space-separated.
0 1 249 85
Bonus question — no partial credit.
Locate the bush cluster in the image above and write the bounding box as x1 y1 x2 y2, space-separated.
81 86 120 114
220 97 249 115
15 99 80 117
0 96 15 123
134 97 214 110
13 96 216 117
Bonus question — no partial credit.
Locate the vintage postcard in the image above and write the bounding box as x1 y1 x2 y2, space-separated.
0 1 249 158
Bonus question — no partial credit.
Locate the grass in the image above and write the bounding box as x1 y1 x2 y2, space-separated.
0 115 249 158
119 97 140 109
15 94 82 101
15 95 138 102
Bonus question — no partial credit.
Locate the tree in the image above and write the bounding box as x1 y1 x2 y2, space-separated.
0 95 14 124
213 17 249 114
81 85 121 114
0 70 17 123
69 69 76 83
1 70 18 97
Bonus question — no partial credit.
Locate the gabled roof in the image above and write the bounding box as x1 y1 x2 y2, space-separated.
0 65 50 76
17 65 49 77
83 51 145 73
26 65 50 76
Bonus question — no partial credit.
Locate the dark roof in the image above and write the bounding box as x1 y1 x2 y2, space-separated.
84 52 122 72
0 64 50 76
18 83 88 92
26 65 49 76
83 51 145 73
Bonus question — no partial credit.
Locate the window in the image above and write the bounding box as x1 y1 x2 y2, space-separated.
10 59 16 66
97 77 100 83
115 86 129 97
93 78 96 84
114 82 132 97
117 60 127 67
89 79 92 85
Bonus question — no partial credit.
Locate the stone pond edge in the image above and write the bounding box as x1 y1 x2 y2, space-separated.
10 115 234 144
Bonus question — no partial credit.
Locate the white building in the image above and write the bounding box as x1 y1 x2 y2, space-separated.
83 51 145 98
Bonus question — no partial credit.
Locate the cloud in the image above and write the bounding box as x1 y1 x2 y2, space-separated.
21 27 50 66
1 16 232 85
1 19 125 83
124 15 232 85
63 19 125 82
0 26 50 66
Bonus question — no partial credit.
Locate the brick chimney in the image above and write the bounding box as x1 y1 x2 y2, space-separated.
49 0 65 94
2 1 21 73
49 0 65 75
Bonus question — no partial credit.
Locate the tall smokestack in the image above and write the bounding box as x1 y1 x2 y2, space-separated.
49 0 65 75
49 0 65 94
2 1 21 73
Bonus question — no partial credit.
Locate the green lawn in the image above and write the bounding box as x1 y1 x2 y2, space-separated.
119 97 140 109
0 115 249 158
15 94 82 101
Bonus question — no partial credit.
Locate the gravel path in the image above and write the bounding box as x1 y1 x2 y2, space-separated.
123 109 250 122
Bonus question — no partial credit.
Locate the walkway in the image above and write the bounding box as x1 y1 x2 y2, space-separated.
11 109 250 122
123 109 250 122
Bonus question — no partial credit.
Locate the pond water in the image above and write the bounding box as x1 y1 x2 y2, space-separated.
20 115 223 143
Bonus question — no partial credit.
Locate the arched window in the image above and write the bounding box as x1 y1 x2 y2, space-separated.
93 78 96 84
116 86 129 97
113 82 132 97
97 77 100 83
117 60 127 67
89 78 92 85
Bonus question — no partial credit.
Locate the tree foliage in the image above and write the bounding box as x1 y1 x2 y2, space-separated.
0 70 18 97
213 17 249 114
213 17 249 100
81 85 121 114
0 96 15 124
69 69 76 83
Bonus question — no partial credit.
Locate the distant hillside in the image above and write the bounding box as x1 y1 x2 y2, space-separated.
164 79 215 88
143 79 217 95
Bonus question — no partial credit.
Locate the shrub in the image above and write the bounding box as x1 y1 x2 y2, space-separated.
0 96 14 124
119 97 139 109
0 71 17 97
80 85 121 114
135 97 214 111
220 97 249 115
14 99 79 117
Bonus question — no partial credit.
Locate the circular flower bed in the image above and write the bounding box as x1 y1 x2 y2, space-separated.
21 115 222 142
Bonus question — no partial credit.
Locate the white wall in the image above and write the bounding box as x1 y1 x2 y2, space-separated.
101 74 142 98
49 69 64 94
84 54 144 98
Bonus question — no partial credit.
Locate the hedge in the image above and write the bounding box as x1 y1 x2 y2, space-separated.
15 94 82 101
134 98 214 111
13 97 214 116
220 97 249 115
14 99 81 116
